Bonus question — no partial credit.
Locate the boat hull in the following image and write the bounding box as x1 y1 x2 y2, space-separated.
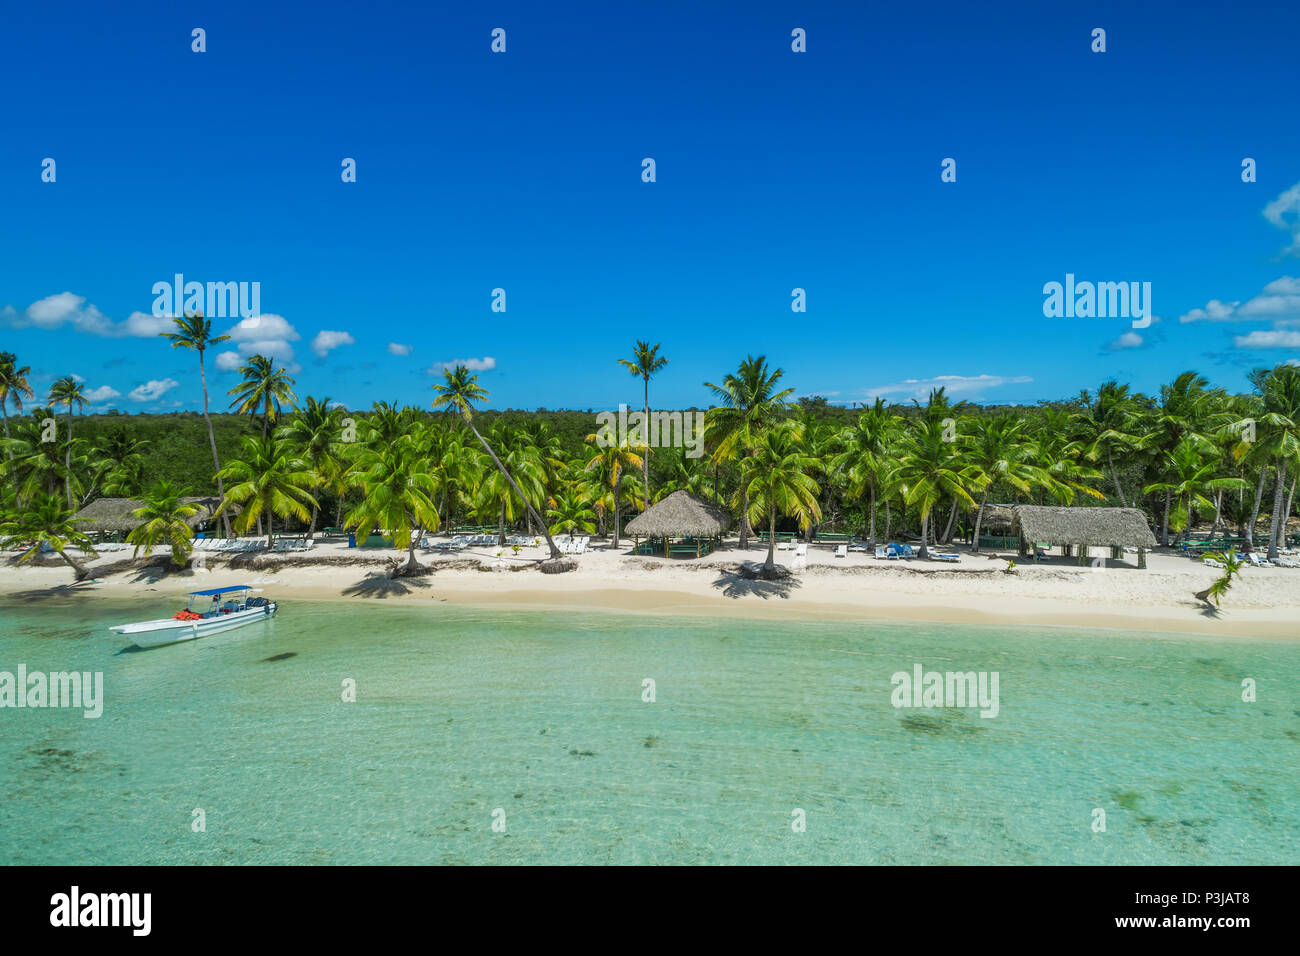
111 603 277 648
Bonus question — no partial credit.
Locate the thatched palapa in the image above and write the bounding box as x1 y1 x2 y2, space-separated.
1012 505 1157 567
73 496 232 535
980 503 1018 531
625 491 729 558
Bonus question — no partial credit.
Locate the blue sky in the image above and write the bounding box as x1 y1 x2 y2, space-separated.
2 0 1299 415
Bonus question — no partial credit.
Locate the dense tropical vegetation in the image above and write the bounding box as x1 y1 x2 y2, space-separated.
2 336 1299 571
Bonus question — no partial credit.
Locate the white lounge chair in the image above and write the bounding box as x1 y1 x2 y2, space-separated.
1247 553 1271 568
795 543 808 558
931 551 960 563
834 544 847 558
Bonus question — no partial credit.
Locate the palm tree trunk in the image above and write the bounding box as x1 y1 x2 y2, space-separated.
58 548 89 582
1160 491 1171 545
941 499 958 543
1284 477 1297 548
1246 465 1267 548
739 487 751 549
64 406 73 508
613 468 622 548
1209 489 1223 538
1 402 18 509
266 511 274 550
1107 447 1127 506
1266 461 1288 560
197 351 231 537
308 505 319 536
642 377 650 514
764 507 776 570
867 487 877 548
498 501 506 546
918 511 930 560
883 499 891 541
467 421 560 560
971 491 989 552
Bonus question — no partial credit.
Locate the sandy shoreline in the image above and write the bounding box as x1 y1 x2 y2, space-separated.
3 537 1298 639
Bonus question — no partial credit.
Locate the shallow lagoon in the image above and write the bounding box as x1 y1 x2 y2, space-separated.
1 598 1296 864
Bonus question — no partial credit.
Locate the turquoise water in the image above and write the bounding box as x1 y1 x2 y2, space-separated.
0 596 1296 865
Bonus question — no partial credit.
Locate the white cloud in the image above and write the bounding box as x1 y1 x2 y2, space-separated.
860 374 1033 401
1 292 179 338
1263 181 1300 256
215 351 242 372
427 356 496 374
128 378 179 402
84 385 121 402
312 330 355 358
1108 331 1144 350
218 314 302 372
1179 277 1300 338
387 342 413 356
1233 329 1300 349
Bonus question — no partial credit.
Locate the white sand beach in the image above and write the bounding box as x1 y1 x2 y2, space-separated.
4 537 1298 639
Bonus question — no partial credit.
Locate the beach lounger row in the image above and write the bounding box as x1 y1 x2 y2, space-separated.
193 538 266 553
557 536 589 555
874 543 917 560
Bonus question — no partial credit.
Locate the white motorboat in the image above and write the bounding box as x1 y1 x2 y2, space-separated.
110 585 277 648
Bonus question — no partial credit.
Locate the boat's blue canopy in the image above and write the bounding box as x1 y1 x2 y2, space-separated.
187 585 254 596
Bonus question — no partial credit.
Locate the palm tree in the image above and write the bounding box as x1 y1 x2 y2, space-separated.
431 365 562 561
476 427 550 546
0 492 98 581
583 428 645 548
0 352 35 505
1142 439 1249 542
47 376 87 508
92 429 150 498
344 435 441 572
215 435 318 548
832 399 901 548
894 418 979 559
161 312 232 535
962 415 1051 551
126 481 198 566
617 341 668 513
1195 548 1247 608
227 354 298 437
1079 380 1143 506
1255 364 1300 559
735 421 822 573
278 396 345 535
704 356 795 549
547 489 598 536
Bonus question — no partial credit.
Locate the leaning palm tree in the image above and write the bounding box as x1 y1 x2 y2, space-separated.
126 481 199 567
0 352 36 506
47 376 87 508
1194 547 1247 608
431 365 562 561
735 421 822 574
215 435 317 548
160 312 232 535
617 341 668 513
704 355 795 549
0 491 98 581
227 354 298 437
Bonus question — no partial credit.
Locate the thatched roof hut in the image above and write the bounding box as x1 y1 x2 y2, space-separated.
1012 505 1157 566
74 496 231 535
981 503 1018 531
625 491 729 557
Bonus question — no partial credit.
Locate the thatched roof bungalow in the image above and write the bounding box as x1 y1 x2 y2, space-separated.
625 491 729 558
74 496 231 537
1012 505 1157 567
